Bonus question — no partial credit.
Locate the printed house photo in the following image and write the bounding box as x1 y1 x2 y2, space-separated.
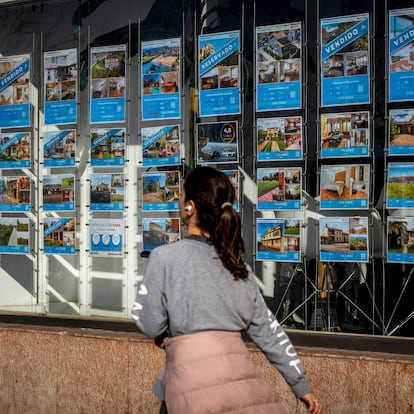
142 218 180 252
0 55 30 106
257 168 301 203
44 218 76 248
142 42 180 94
389 109 414 152
387 163 414 207
257 219 300 253
44 49 77 102
0 217 29 250
0 176 30 208
91 48 126 99
387 217 414 262
256 23 301 84
43 129 76 164
90 173 125 206
0 132 31 165
320 164 369 201
319 216 368 258
321 111 369 150
90 128 125 163
199 43 239 91
142 125 180 162
390 22 414 74
257 117 302 156
322 18 369 78
142 171 180 205
43 174 75 206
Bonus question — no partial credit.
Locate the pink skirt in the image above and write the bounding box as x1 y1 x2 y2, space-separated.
163 330 287 414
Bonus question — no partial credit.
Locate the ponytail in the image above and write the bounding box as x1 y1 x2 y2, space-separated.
184 166 248 280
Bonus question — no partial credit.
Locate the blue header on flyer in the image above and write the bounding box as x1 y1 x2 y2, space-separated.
143 126 174 149
199 37 239 76
44 131 71 151
390 26 414 54
0 59 30 92
91 128 122 149
44 218 71 237
0 132 26 152
321 19 368 61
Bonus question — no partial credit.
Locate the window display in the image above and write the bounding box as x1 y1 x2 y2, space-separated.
90 45 126 123
256 22 302 111
44 48 77 125
320 14 370 106
388 7 414 102
198 30 241 117
141 37 181 120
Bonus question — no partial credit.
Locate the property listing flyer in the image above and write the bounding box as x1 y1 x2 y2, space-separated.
389 8 414 102
43 217 76 255
142 217 180 252
386 162 414 209
0 54 30 128
320 111 369 158
319 164 370 210
0 131 30 169
90 44 126 123
257 116 302 161
141 37 181 120
387 216 414 263
43 129 76 167
257 167 302 211
319 216 369 263
42 174 75 211
89 218 125 257
224 169 240 211
256 22 302 111
90 173 125 211
44 48 77 125
388 108 414 155
0 217 29 254
0 176 30 212
142 170 180 211
320 14 370 107
141 125 181 167
198 30 241 117
90 128 125 167
256 218 301 262
197 121 238 164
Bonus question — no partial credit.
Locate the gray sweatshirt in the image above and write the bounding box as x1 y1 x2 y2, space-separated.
132 235 312 399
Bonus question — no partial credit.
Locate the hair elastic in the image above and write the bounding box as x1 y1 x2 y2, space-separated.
221 201 232 210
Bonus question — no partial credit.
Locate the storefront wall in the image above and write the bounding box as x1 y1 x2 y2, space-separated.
0 0 412 339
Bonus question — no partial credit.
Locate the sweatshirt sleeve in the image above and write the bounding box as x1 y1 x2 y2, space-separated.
131 248 169 338
246 283 312 399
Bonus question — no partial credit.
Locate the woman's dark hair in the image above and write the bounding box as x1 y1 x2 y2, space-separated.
184 166 247 280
